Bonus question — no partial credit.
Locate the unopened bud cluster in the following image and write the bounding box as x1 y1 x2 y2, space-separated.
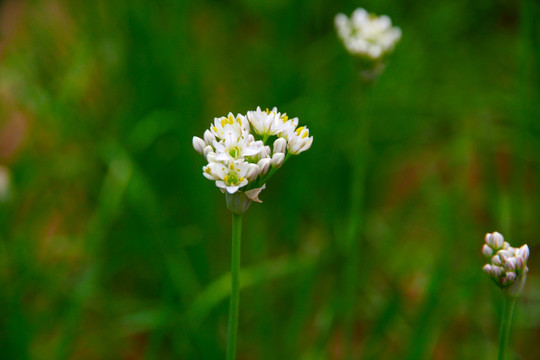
482 232 530 297
193 107 313 201
334 8 401 61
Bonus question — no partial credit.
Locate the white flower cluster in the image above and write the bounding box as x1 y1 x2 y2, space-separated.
482 232 530 297
335 8 402 60
193 107 313 195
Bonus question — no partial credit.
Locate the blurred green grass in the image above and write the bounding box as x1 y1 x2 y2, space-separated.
0 0 539 359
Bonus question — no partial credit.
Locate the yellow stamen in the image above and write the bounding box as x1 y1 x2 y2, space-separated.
296 126 305 135
229 164 234 170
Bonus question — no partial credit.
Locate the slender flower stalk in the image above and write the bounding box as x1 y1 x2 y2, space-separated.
334 8 401 358
226 213 242 360
342 83 373 356
193 107 313 359
498 296 517 360
481 231 530 360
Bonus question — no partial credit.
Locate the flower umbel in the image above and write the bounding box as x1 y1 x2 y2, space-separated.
335 8 401 60
193 107 313 213
482 232 530 297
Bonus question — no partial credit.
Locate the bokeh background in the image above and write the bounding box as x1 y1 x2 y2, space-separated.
1 0 539 359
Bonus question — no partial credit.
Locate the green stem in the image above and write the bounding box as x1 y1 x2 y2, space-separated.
497 296 517 360
343 83 374 358
226 213 242 360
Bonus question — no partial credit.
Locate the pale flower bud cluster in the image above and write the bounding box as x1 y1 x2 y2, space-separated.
482 232 530 297
193 108 313 197
335 8 401 60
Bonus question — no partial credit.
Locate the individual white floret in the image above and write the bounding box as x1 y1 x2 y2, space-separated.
505 257 517 271
278 116 299 141
517 245 530 261
204 161 252 194
210 113 250 141
257 158 271 176
247 141 271 163
273 138 287 154
271 153 285 168
203 145 214 160
491 255 502 266
214 133 261 162
193 136 206 154
482 244 493 257
287 126 313 155
498 250 512 263
247 107 284 137
204 130 216 145
515 256 524 270
245 163 261 182
486 232 504 249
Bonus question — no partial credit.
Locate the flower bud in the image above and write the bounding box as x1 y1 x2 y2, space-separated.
273 138 287 154
505 257 517 271
491 255 502 266
203 145 213 160
492 232 504 249
482 244 493 257
518 244 530 262
246 164 260 182
207 152 217 163
271 153 285 168
257 158 271 175
515 256 524 270
203 130 215 145
193 136 206 154
498 250 510 262
483 264 492 275
491 266 503 277
505 272 517 283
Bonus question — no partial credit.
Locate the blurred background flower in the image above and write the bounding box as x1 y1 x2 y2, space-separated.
0 0 539 359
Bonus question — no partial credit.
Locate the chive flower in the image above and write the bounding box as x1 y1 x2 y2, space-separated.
482 232 529 298
193 107 313 212
335 8 402 60
193 107 312 359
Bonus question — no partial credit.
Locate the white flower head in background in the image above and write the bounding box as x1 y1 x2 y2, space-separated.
335 8 402 61
193 107 313 214
482 232 530 297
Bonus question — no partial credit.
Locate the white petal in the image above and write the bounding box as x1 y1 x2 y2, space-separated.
193 137 206 154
